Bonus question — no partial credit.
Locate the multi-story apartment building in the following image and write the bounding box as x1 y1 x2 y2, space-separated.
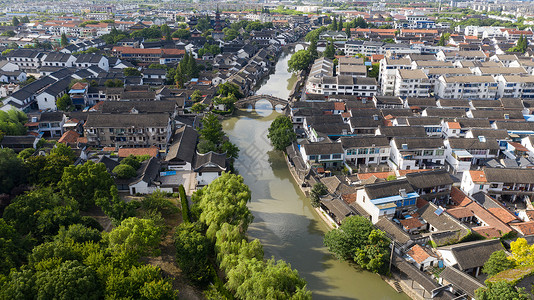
461 168 534 202
4 49 47 73
340 136 390 166
393 69 431 98
84 113 172 149
379 57 412 96
496 75 534 99
306 75 377 98
436 50 487 62
435 75 498 99
389 137 446 170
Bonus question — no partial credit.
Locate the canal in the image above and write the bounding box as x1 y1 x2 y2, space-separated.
221 46 409 300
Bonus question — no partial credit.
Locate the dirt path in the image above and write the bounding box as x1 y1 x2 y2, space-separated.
144 210 205 300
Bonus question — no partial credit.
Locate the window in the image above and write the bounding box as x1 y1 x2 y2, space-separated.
436 149 444 156
479 185 484 190
320 154 330 160
332 154 342 159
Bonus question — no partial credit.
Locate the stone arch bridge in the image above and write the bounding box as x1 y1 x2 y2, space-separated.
234 94 290 110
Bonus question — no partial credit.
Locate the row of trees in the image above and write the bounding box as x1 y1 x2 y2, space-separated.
173 172 312 298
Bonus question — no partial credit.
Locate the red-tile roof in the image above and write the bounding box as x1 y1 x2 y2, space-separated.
473 226 501 239
58 130 80 145
450 187 472 207
470 170 487 183
511 221 534 236
400 217 424 230
406 244 436 264
488 207 518 224
447 207 474 219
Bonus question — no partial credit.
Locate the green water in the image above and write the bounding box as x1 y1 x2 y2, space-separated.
221 48 409 300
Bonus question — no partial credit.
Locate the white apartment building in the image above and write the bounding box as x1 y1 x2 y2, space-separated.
340 136 391 166
435 75 498 99
496 75 534 99
389 137 446 170
379 57 412 96
393 69 431 98
306 75 377 98
436 50 487 62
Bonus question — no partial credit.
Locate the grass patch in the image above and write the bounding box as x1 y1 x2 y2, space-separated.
489 266 534 285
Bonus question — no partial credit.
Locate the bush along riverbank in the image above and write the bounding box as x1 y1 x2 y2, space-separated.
173 172 312 299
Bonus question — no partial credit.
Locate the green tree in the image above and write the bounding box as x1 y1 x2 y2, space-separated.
0 148 26 194
483 250 516 277
305 26 327 43
226 258 312 299
345 24 351 39
105 217 163 260
323 40 335 59
352 17 368 29
475 281 529 300
20 16 29 23
59 161 115 210
96 186 136 223
287 49 311 73
221 140 239 160
354 229 390 274
173 222 211 284
56 93 72 111
324 215 390 274
25 150 73 186
267 115 296 151
330 16 337 31
0 219 29 275
120 155 141 169
191 90 203 102
368 62 380 78
0 109 28 136
193 172 252 240
199 113 225 145
217 82 243 99
61 33 68 47
55 223 102 244
510 237 534 266
197 139 217 154
123 67 141 77
172 28 191 39
17 147 35 160
308 39 318 60
34 260 103 300
338 16 344 31
310 182 328 208
113 164 137 179
508 34 528 53
191 102 207 113
196 17 211 32
161 24 172 41
12 16 19 26
3 188 83 242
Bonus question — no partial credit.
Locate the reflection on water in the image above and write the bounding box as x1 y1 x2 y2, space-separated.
221 46 409 300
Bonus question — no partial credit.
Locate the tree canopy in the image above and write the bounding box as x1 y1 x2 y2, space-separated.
483 250 516 277
475 281 529 300
267 115 296 151
324 215 390 274
287 49 312 73
0 148 27 194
